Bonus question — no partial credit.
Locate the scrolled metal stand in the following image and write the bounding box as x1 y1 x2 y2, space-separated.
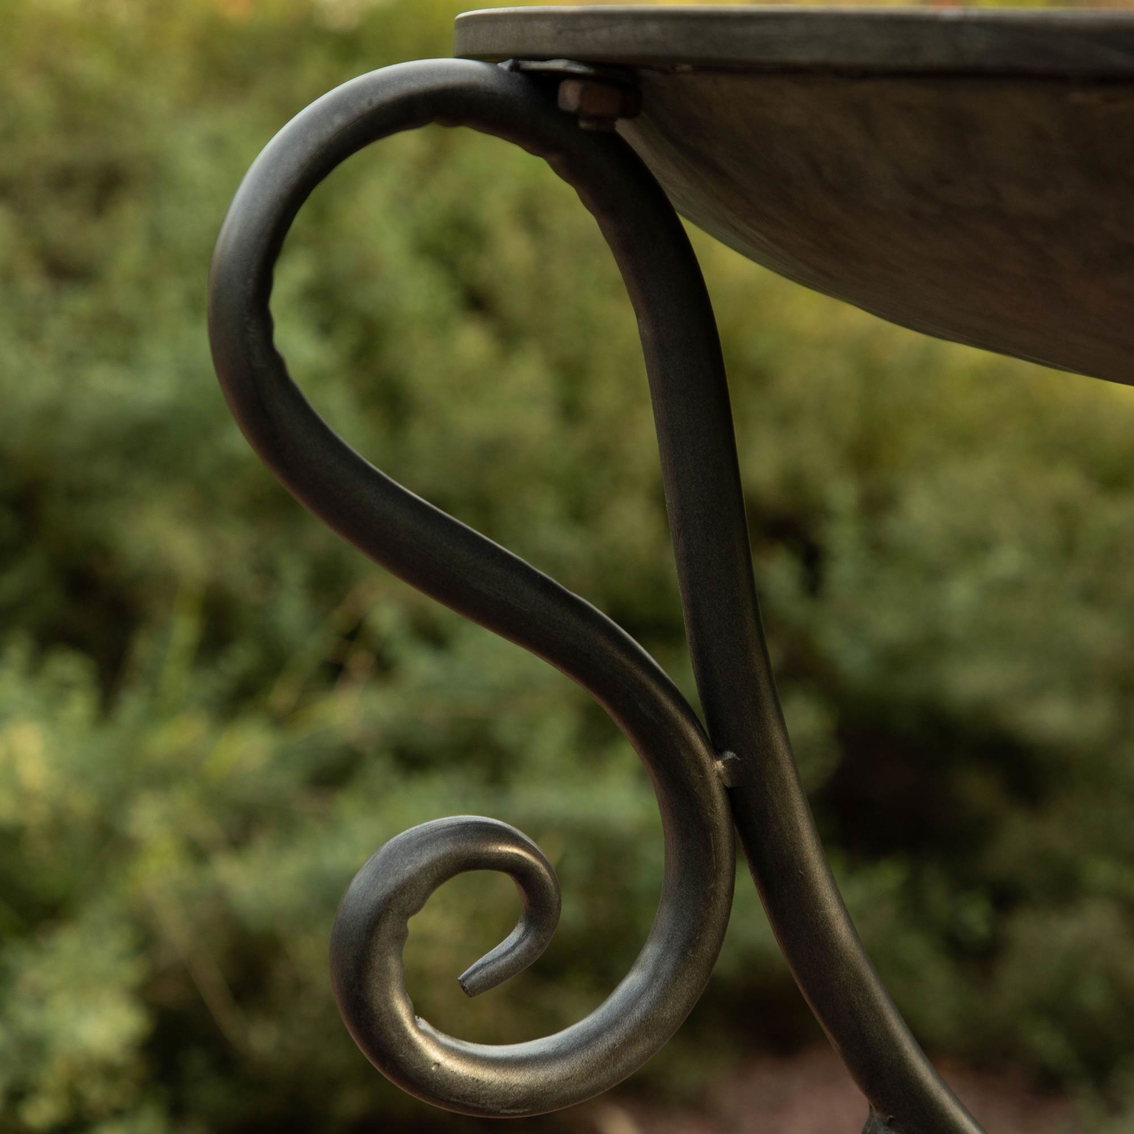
208 58 984 1134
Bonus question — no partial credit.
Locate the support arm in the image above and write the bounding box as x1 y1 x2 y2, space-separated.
207 57 983 1134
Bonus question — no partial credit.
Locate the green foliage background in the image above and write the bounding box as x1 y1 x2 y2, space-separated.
4 0 1134 1130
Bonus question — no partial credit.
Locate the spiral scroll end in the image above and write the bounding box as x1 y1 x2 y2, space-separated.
457 874 562 998
457 963 492 998
457 941 547 997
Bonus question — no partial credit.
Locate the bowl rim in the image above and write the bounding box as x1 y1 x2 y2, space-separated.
455 6 1134 77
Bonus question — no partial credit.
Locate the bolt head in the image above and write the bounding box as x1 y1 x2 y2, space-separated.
557 78 642 124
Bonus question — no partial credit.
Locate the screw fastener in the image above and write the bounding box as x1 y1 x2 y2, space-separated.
558 78 642 130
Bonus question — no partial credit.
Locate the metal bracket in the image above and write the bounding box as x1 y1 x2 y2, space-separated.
208 56 984 1134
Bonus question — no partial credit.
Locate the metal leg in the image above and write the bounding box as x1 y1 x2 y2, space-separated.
208 57 983 1134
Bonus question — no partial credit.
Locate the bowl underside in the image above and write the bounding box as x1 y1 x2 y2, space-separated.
456 8 1134 384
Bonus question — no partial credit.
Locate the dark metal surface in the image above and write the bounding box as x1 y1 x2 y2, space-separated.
207 56 984 1133
456 7 1134 385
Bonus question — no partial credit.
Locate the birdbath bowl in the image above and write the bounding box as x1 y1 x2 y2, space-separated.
458 6 1134 383
209 9 1134 1134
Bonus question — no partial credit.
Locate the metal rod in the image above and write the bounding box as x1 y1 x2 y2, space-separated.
208 58 734 1118
623 104 985 1134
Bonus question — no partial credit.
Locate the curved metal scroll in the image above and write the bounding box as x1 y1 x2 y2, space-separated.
208 57 985 1134
208 58 734 1117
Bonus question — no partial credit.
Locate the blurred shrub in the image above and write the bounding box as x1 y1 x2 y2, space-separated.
4 0 1134 1130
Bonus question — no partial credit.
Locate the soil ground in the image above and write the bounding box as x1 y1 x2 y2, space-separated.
582 1049 1075 1134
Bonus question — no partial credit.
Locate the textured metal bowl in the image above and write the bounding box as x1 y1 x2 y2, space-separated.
457 7 1134 383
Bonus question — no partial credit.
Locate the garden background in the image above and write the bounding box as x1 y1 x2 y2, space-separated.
4 0 1134 1130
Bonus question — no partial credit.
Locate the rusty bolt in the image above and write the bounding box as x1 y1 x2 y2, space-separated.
557 78 642 130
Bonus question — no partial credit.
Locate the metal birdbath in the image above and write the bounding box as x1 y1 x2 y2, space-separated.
207 8 1134 1134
